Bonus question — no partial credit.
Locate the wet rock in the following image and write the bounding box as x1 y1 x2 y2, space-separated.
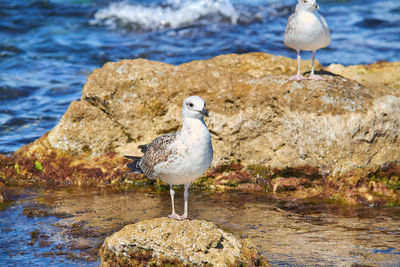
271 177 311 193
14 53 400 174
99 217 269 267
0 180 4 204
1 52 400 205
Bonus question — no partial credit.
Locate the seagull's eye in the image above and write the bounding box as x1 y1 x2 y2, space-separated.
188 103 194 108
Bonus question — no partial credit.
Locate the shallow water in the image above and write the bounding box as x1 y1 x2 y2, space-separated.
1 0 400 154
1 1 400 265
1 187 400 266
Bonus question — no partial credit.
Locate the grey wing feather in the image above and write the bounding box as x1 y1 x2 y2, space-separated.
138 144 148 153
320 15 330 35
124 155 143 173
138 132 179 177
284 13 296 36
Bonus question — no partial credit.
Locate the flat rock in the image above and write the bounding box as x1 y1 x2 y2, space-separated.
99 217 269 267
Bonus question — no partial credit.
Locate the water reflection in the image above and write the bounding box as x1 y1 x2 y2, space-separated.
1 187 399 266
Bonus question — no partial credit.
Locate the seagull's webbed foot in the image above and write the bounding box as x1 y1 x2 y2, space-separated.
179 215 192 221
167 213 192 221
308 74 326 81
168 213 182 220
289 74 307 82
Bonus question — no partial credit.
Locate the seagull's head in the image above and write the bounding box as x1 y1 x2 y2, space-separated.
182 96 209 119
297 0 319 12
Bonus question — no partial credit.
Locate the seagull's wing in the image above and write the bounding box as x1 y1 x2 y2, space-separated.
315 11 330 45
139 132 179 177
284 13 297 36
320 15 330 35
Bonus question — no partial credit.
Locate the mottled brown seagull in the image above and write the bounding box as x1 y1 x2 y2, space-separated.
125 96 213 220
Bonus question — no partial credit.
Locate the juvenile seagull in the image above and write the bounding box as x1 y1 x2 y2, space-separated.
125 96 213 220
284 0 330 81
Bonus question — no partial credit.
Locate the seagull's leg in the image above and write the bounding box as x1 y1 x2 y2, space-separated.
289 50 307 81
180 183 191 220
308 50 326 81
167 184 181 220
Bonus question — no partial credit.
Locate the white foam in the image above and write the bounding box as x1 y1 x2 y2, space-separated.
90 0 239 31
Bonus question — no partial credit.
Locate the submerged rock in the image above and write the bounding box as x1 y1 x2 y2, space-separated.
99 217 269 267
0 52 399 205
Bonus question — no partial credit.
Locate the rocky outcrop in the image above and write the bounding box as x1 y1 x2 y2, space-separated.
1 52 399 205
99 217 269 267
326 61 400 97
14 53 400 171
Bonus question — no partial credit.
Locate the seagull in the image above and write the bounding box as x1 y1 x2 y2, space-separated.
125 96 213 220
284 0 330 81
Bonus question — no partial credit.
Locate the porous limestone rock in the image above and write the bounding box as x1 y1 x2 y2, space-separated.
326 61 400 96
99 217 269 267
1 52 400 204
44 52 400 176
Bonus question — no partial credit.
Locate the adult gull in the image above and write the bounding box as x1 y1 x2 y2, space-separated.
284 0 330 81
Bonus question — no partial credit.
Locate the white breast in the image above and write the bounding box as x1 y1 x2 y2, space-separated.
284 11 330 51
155 118 213 185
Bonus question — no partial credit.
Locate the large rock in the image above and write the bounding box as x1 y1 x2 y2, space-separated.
1 52 400 204
99 217 269 267
41 53 400 175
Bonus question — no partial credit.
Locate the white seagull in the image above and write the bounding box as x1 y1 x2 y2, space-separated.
125 96 213 220
284 0 330 81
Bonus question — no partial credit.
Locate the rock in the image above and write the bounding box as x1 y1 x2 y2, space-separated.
0 179 4 204
18 53 400 173
99 217 269 267
1 52 400 205
326 61 400 97
271 177 311 193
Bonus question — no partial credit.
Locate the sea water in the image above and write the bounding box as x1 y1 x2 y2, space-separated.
0 0 399 154
1 1 400 266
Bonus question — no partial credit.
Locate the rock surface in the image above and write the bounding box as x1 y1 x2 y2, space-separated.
326 61 400 97
18 53 400 173
99 217 269 267
1 52 400 205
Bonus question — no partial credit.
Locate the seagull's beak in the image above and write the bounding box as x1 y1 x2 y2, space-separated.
200 107 209 117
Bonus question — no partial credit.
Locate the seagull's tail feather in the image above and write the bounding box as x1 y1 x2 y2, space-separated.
124 155 143 174
138 144 149 153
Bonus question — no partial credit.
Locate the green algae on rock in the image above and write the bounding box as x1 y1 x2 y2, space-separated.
99 217 269 267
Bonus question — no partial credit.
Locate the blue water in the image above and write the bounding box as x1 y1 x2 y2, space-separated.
1 2 400 265
1 0 400 154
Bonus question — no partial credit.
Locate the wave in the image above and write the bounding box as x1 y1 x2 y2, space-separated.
90 0 240 31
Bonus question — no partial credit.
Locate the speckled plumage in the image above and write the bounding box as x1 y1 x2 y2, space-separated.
125 96 213 220
135 132 178 178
